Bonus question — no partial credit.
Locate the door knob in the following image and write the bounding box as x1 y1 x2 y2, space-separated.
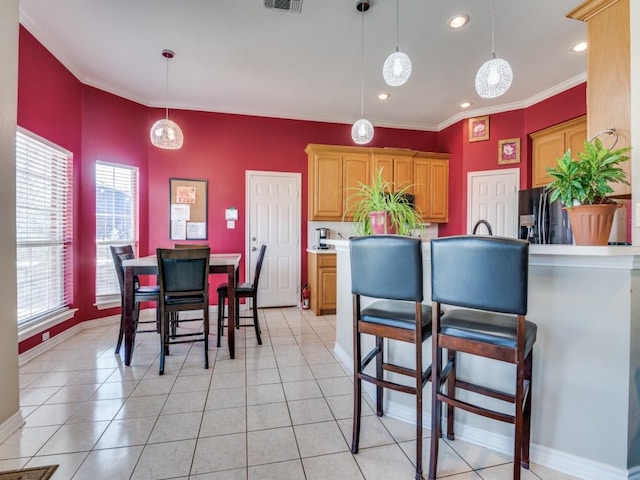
251 247 257 251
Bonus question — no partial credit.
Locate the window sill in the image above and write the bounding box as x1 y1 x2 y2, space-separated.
95 295 121 310
17 308 78 343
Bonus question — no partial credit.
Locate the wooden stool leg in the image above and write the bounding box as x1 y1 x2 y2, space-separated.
522 350 533 469
115 311 125 354
217 292 224 347
351 323 362 454
375 335 384 416
428 345 442 480
253 296 262 345
446 349 456 440
415 334 423 480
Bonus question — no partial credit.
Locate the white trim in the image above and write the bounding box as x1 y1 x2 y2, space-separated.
466 168 520 236
0 411 25 445
94 296 120 310
17 308 78 343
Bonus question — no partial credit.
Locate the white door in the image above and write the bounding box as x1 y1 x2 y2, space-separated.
467 168 519 237
246 171 301 307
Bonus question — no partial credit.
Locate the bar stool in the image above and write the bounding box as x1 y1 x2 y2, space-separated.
429 236 535 480
350 235 432 480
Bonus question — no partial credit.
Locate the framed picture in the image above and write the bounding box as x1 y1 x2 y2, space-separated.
498 138 521 165
468 116 489 142
169 178 208 240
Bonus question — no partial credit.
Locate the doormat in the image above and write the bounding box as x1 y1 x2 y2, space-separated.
0 465 58 480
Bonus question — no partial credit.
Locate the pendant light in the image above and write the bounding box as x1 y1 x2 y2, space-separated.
474 0 513 99
383 0 412 87
150 49 184 150
352 1 374 145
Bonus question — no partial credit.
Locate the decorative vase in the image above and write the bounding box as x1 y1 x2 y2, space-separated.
369 211 396 234
567 203 618 246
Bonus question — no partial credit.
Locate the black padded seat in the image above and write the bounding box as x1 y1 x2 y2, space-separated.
441 310 537 352
361 300 431 335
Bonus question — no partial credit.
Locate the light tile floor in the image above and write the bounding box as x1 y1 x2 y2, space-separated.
3 307 582 480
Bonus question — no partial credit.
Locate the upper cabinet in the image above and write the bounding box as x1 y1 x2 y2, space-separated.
568 0 631 196
306 144 450 223
530 115 587 188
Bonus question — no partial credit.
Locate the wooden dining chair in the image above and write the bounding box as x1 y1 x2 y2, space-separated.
156 247 211 375
217 244 266 347
110 245 160 355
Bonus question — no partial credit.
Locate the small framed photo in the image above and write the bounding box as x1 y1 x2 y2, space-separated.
468 116 489 142
498 138 520 165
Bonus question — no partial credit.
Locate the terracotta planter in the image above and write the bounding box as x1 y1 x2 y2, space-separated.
369 211 396 234
567 203 618 246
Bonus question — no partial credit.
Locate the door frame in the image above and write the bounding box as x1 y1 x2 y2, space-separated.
245 170 301 307
466 168 520 236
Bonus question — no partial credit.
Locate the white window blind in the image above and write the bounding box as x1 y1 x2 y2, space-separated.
16 129 73 327
95 162 138 299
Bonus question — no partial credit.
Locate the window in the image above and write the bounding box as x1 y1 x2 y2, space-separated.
95 162 138 302
16 128 73 327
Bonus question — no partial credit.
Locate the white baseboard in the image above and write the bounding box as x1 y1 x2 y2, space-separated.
0 411 24 445
334 342 633 480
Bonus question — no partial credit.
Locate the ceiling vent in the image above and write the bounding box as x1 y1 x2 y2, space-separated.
264 0 302 13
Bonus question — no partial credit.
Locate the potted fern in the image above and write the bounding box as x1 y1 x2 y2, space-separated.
545 137 631 245
346 168 424 236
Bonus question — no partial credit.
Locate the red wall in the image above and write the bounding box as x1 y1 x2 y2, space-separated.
16 26 586 353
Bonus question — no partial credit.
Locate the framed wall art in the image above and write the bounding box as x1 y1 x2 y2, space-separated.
169 178 208 240
468 116 489 142
498 138 521 165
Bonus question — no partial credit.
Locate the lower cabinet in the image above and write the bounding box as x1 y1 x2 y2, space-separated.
307 252 336 315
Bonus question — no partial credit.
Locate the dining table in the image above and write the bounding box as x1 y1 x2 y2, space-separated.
121 253 241 366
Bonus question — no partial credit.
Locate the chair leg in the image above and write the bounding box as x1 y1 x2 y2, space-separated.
415 335 424 480
253 295 262 345
351 324 362 454
115 312 125 354
159 311 167 375
428 346 442 480
375 335 384 416
513 354 525 480
446 349 456 440
235 297 240 329
203 306 209 370
522 350 533 469
217 292 224 348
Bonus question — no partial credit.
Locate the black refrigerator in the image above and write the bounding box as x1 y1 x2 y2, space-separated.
518 187 573 244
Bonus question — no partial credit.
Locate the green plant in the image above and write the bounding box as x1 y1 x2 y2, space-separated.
546 137 631 207
346 168 424 236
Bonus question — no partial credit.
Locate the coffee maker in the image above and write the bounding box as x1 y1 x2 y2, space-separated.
316 228 330 249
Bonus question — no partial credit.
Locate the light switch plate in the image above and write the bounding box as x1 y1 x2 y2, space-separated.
227 220 235 229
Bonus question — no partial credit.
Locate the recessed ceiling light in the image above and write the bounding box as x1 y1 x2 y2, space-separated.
377 92 391 100
460 101 472 108
572 42 587 52
448 14 469 29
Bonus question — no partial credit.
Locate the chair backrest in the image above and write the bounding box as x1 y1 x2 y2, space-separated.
251 244 267 288
350 235 423 302
174 243 209 249
110 245 135 294
157 247 210 297
430 235 529 315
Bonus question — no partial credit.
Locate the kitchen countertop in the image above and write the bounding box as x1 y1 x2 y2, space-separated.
306 247 336 254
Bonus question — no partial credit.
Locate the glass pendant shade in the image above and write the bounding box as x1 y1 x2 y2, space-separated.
351 118 374 144
150 118 184 150
383 50 412 86
475 55 513 98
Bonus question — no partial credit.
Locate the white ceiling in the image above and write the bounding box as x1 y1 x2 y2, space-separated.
18 0 587 131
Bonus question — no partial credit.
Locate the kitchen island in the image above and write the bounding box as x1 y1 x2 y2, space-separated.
326 239 640 480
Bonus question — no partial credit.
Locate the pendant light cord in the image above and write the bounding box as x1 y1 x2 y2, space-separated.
165 54 170 120
360 6 365 117
395 0 400 51
491 0 496 56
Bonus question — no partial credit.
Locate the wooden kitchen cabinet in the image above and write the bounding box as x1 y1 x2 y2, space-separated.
568 0 631 196
413 154 449 222
306 144 369 221
371 149 415 191
530 115 587 188
307 252 336 315
306 144 449 223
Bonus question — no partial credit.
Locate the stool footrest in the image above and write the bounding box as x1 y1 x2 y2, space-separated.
455 379 515 404
359 372 416 396
436 392 515 424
